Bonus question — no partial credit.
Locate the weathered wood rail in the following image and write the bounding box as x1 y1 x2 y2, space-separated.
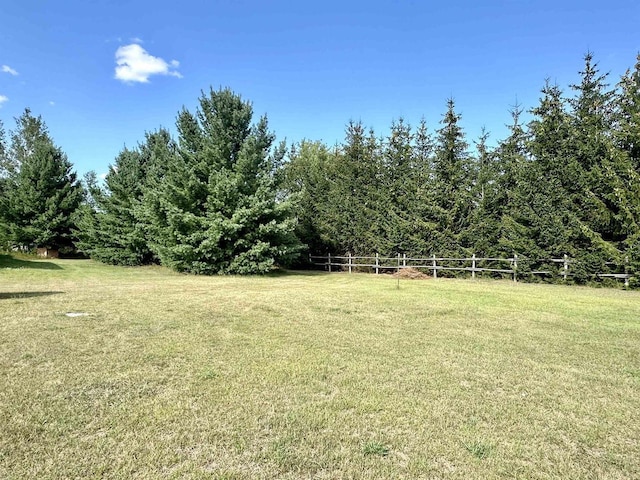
309 253 632 286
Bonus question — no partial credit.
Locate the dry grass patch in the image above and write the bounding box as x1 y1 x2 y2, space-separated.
1 255 640 478
393 267 430 279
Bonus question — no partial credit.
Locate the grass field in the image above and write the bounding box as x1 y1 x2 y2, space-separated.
1 254 640 479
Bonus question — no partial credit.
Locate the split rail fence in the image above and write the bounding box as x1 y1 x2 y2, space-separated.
309 253 632 286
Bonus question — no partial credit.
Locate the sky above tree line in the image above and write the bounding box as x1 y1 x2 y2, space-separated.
1 0 639 178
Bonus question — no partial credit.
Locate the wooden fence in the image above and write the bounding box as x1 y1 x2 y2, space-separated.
308 253 632 287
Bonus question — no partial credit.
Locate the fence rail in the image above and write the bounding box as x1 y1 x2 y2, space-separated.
309 253 631 286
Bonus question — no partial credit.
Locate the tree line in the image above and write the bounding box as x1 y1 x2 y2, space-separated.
1 53 639 284
284 53 640 284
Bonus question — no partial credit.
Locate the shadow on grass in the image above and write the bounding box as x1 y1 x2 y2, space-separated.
0 254 63 270
268 269 331 277
0 291 64 299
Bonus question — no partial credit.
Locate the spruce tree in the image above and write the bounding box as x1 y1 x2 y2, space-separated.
616 54 640 170
283 140 338 255
381 118 414 254
3 110 82 251
520 81 577 260
411 118 439 255
0 119 7 175
568 53 618 240
463 127 499 255
493 103 532 256
143 88 300 274
613 54 640 283
0 120 8 247
328 121 384 255
75 130 174 265
566 53 634 278
432 98 471 255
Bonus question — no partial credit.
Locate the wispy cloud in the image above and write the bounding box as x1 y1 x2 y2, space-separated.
99 172 108 180
2 65 18 76
114 44 182 83
49 101 56 106
0 95 8 107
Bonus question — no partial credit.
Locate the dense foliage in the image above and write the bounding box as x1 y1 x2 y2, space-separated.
75 130 174 265
0 110 82 252
2 54 640 282
139 88 301 274
284 53 640 283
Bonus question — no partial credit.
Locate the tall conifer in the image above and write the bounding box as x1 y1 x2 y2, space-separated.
143 88 300 274
2 109 82 251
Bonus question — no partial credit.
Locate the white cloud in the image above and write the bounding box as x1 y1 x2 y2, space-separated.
131 37 144 44
114 44 182 83
99 172 108 180
0 95 8 107
49 101 55 106
2 65 18 76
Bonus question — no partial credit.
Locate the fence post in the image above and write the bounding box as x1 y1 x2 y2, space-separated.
348 252 352 274
432 254 437 279
375 253 379 274
403 253 407 268
397 253 401 273
513 253 518 282
472 253 476 280
328 253 331 273
563 254 568 281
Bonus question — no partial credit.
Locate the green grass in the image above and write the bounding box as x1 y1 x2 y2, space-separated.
362 441 390 457
1 255 640 479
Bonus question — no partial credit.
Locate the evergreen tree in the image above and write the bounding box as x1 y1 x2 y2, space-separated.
143 88 300 274
519 81 577 259
616 54 640 171
0 119 7 175
0 120 8 247
493 103 531 256
613 54 640 282
568 53 618 240
381 118 415 253
327 121 384 254
411 118 439 254
283 140 338 255
463 127 499 255
432 98 471 255
75 129 174 265
3 110 82 251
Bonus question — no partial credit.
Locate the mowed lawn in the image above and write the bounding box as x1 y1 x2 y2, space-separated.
1 256 640 479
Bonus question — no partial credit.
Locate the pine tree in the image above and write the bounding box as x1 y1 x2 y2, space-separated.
143 88 300 274
5 108 51 178
432 98 471 255
616 54 640 170
613 54 640 284
523 82 579 259
283 140 338 256
3 110 82 251
410 118 439 255
493 103 531 256
493 81 578 278
463 127 499 255
568 53 618 240
0 120 8 247
328 121 384 255
75 129 174 265
382 118 415 253
0 119 8 175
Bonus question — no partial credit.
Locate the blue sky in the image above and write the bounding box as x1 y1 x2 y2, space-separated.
1 0 639 177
